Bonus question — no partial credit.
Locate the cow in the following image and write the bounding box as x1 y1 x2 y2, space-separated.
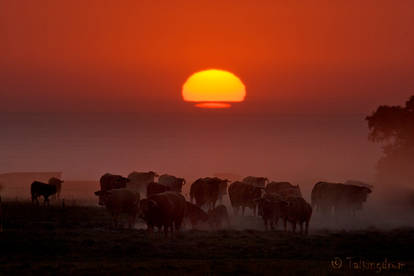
158 174 186 193
190 177 227 210
97 173 130 205
257 193 288 230
242 176 269 188
139 191 186 236
94 188 140 228
127 171 158 195
281 197 312 235
207 205 231 229
228 181 263 216
147 182 170 197
49 177 63 199
265 181 302 199
311 182 372 216
184 201 209 229
31 177 63 206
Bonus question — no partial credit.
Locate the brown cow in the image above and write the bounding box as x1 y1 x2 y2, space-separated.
146 182 170 197
94 188 140 228
190 177 227 210
207 205 231 229
97 173 130 205
158 174 186 193
228 181 263 216
242 176 269 188
282 197 312 235
31 178 63 206
184 201 209 229
311 182 372 216
139 191 186 236
265 181 302 199
257 193 288 230
127 171 158 195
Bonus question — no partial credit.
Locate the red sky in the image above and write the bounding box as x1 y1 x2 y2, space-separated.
1 0 413 113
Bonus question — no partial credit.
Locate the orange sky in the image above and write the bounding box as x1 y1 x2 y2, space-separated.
0 0 413 113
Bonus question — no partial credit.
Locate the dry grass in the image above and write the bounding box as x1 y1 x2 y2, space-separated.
0 201 413 275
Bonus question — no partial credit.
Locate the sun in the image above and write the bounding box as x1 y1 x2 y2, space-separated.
182 69 246 108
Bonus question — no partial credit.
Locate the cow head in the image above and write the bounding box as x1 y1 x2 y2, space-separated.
175 178 186 193
49 177 64 186
149 171 159 178
139 198 158 220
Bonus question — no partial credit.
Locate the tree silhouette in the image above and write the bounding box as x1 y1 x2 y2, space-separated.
366 96 414 186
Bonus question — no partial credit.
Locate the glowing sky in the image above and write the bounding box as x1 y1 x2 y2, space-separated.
0 0 413 113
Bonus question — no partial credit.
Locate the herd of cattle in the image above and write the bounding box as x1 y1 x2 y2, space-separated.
29 172 373 235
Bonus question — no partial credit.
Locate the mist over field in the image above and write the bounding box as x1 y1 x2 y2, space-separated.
3 111 413 231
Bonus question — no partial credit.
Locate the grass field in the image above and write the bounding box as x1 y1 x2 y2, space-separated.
0 201 413 275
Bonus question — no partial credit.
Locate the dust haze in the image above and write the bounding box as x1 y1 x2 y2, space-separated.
1 111 412 231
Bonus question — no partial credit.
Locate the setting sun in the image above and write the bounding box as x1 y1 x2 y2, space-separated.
182 69 246 108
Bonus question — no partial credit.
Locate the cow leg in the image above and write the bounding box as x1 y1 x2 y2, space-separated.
44 196 50 206
305 220 309 235
292 222 296 233
270 219 274 230
242 206 245 216
128 214 136 229
176 218 183 232
274 217 279 229
299 222 303 234
284 219 287 232
113 214 119 228
233 206 238 216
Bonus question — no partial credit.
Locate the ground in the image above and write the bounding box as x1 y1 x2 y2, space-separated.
0 201 413 275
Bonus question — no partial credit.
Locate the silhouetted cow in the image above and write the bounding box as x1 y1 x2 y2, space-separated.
127 171 158 195
265 181 302 199
282 197 312 235
190 177 227 210
311 181 372 216
139 191 186 236
242 176 269 188
228 181 263 216
97 173 130 205
31 177 63 206
257 193 288 230
158 174 185 193
94 188 140 228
